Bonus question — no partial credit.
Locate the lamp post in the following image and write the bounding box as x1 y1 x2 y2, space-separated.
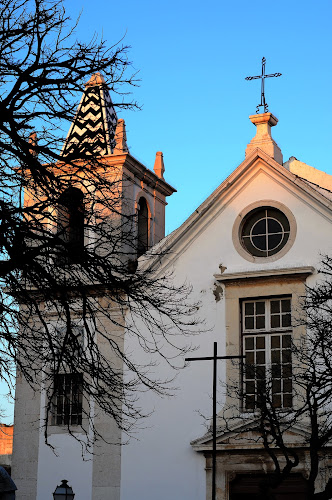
53 479 75 500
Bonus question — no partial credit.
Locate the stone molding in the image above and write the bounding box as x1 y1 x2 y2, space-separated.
214 266 315 283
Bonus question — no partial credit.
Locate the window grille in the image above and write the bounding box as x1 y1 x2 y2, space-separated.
51 373 83 426
241 207 290 257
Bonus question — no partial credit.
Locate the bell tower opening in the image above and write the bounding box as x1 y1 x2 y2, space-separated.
57 187 84 263
137 197 149 257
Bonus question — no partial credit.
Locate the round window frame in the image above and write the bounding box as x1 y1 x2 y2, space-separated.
232 201 297 263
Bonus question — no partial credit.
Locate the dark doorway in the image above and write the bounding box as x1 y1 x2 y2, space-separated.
230 473 308 500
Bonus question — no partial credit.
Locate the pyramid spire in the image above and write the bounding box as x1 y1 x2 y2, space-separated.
62 73 118 157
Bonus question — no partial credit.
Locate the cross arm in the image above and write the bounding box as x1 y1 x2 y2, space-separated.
185 355 245 361
265 72 282 78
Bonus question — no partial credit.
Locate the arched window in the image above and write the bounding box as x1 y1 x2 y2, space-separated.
137 197 149 257
57 187 84 263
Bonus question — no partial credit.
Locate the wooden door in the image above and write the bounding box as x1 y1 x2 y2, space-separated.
229 473 308 500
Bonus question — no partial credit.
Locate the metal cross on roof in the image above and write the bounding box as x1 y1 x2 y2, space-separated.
245 57 282 113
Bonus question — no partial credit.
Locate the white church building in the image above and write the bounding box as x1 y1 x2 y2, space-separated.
11 74 332 499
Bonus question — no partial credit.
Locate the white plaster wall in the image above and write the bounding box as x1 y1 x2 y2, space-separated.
35 380 93 500
36 429 93 500
171 170 332 282
120 201 231 500
121 255 224 500
120 166 332 500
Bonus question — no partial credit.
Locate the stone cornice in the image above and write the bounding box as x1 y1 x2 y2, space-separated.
191 419 316 453
214 266 315 284
105 153 176 196
46 153 176 197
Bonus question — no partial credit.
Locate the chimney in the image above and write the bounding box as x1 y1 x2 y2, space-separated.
245 112 283 164
113 119 129 154
153 151 165 179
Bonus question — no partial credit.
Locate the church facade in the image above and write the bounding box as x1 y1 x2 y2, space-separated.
120 112 332 500
11 75 332 499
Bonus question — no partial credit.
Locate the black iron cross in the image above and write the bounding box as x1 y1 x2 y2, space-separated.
185 343 244 500
245 57 282 113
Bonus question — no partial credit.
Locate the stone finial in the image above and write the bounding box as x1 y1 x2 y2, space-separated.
113 119 129 154
85 72 106 88
245 112 283 164
153 152 165 179
29 132 37 157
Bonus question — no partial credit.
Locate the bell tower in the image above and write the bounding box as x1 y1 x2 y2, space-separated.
11 74 175 500
62 72 175 255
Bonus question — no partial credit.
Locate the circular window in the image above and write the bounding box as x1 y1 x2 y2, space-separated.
241 207 290 258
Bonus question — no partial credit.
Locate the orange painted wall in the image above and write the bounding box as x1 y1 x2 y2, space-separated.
0 425 13 455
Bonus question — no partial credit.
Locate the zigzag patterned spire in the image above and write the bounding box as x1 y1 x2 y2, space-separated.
62 73 118 157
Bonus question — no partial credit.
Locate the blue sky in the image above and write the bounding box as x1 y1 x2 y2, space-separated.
3 0 332 424
64 0 332 234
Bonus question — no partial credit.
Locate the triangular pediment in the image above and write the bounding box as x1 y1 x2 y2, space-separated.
142 147 332 272
191 418 312 453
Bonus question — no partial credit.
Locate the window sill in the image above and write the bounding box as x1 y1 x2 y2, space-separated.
48 424 85 435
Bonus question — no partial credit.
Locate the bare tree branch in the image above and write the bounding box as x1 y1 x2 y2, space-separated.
0 0 200 449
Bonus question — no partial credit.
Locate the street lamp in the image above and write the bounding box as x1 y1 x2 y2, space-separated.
53 479 75 500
